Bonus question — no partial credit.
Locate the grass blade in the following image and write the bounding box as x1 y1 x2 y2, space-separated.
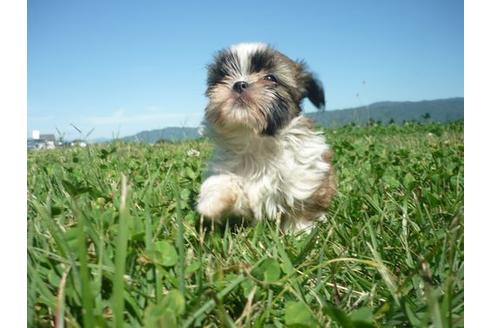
173 178 186 296
76 204 95 328
112 175 130 327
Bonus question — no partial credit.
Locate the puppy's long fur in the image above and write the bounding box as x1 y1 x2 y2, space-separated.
197 43 336 232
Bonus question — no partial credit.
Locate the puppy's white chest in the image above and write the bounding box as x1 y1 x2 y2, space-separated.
241 159 285 219
239 140 329 220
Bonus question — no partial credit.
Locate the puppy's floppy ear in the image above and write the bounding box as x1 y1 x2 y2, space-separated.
296 60 325 110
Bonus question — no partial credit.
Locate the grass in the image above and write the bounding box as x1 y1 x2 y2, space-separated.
27 121 464 327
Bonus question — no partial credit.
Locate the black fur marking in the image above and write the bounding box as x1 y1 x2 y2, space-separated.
249 49 276 74
262 94 291 136
206 50 241 89
305 76 325 110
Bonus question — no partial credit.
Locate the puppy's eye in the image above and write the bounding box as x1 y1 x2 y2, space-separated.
263 74 277 83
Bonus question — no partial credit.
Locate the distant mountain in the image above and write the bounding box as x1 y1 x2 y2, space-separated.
307 97 464 127
121 127 201 143
119 98 463 143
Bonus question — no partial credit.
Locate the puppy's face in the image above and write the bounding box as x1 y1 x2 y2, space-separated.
205 43 325 136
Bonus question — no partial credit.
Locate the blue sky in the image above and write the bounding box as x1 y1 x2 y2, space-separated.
28 0 463 139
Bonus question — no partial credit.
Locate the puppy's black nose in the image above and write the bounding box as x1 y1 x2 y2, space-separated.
233 81 249 93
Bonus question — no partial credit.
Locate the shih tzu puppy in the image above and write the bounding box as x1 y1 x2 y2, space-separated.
197 43 336 232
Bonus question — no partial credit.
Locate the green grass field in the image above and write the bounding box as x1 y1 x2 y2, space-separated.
27 122 464 327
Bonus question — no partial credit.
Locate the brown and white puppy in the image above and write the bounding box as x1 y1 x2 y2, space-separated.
197 43 336 232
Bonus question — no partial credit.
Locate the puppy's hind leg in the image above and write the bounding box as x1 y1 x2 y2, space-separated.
196 174 249 222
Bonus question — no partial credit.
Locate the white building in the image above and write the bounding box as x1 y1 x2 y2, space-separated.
32 130 40 140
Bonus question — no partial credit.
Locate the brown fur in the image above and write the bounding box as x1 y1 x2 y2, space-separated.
289 149 337 223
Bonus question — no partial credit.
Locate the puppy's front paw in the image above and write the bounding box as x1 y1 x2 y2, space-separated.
197 175 239 221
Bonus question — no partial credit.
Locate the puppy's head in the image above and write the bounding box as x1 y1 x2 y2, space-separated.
205 43 325 136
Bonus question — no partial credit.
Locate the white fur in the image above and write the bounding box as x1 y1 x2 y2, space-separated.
196 174 249 220
230 42 267 81
198 116 331 232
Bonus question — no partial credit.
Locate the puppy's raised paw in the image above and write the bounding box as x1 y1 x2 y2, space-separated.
196 175 241 221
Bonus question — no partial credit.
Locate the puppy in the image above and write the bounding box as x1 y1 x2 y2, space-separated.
197 43 336 232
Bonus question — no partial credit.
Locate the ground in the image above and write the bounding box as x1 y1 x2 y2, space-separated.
27 122 464 327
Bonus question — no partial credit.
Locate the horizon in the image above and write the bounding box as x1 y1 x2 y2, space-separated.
28 0 464 139
27 96 464 141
